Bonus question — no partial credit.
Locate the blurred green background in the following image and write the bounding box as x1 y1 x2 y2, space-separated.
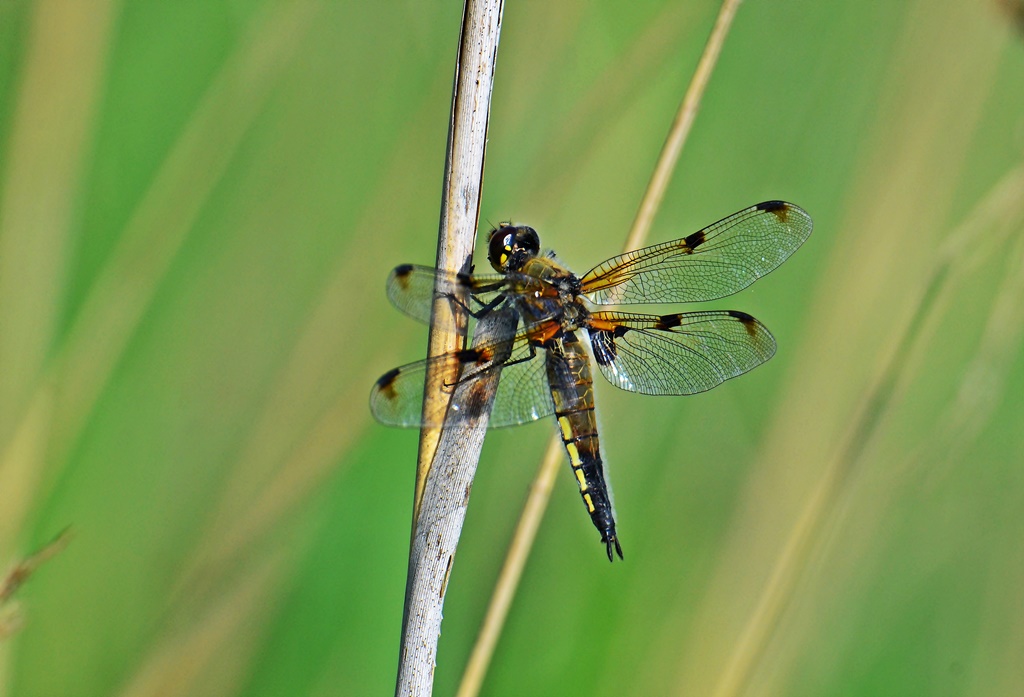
2 0 1023 695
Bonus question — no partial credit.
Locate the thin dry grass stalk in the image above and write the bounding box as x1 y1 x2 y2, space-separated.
667 7 1006 691
398 308 516 696
0 529 71 640
624 0 743 253
115 551 285 697
0 0 115 564
412 0 505 519
396 1 505 695
169 90 450 599
0 2 324 689
708 161 1024 697
898 164 1024 481
521 1 701 213
0 529 71 606
456 2 744 695
0 0 319 563
120 15 464 696
454 438 563 697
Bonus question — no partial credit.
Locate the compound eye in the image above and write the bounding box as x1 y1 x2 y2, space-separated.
488 225 514 271
517 227 540 256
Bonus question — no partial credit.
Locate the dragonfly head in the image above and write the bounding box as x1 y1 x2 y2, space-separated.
488 223 540 273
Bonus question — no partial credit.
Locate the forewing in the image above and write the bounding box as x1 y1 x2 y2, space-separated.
587 311 777 395
370 331 553 428
386 264 510 325
581 201 812 304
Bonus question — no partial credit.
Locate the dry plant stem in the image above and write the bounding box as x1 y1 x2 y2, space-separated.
397 0 504 695
624 0 743 252
414 0 505 520
0 528 71 605
395 309 518 697
709 162 1024 697
0 1 316 564
912 225 1024 475
456 2 743 695
0 528 71 641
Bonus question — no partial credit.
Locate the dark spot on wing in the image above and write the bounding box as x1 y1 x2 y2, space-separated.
456 347 493 365
682 229 705 252
394 264 414 288
656 314 682 330
756 200 790 223
728 310 759 337
455 272 473 287
376 367 401 400
456 348 481 363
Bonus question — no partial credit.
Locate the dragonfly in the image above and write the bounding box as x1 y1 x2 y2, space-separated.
371 200 812 561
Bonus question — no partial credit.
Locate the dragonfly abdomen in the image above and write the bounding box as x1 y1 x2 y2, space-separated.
546 332 623 561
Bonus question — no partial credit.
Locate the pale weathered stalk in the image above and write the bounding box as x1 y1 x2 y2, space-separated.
395 0 505 695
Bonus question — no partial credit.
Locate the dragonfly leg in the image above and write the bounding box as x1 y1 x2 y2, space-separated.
435 288 507 320
467 292 509 318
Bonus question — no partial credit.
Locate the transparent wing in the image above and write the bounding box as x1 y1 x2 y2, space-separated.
580 201 812 305
586 310 777 395
370 330 554 428
385 264 512 325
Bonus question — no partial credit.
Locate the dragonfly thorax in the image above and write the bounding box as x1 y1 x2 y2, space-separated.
560 296 589 330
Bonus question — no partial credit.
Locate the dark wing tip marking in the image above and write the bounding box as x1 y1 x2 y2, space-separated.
727 310 760 337
393 263 414 280
375 367 402 399
755 200 790 222
727 309 756 321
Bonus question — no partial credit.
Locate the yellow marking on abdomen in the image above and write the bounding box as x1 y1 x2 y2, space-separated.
558 416 573 441
565 442 582 466
574 468 588 491
583 493 596 513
